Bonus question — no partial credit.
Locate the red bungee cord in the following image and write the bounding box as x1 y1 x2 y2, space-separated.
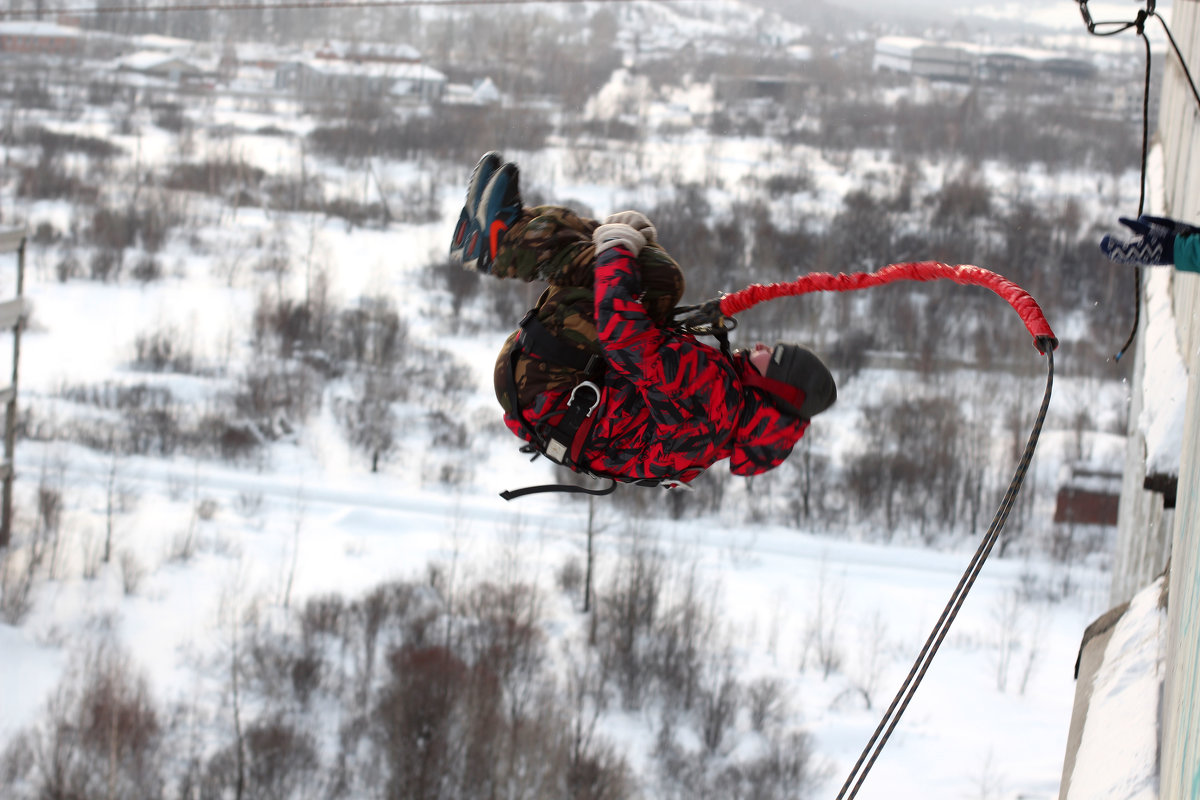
717 261 1058 353
697 260 1058 800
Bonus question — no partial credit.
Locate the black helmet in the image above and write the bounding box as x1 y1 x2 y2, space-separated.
762 343 837 419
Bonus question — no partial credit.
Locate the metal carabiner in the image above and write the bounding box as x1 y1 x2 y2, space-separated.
1077 0 1151 36
569 380 602 417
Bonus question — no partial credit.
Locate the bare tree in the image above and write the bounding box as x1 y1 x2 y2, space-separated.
801 557 845 679
844 609 889 709
991 588 1022 693
698 652 740 754
7 639 165 799
103 443 137 565
746 677 788 734
583 495 608 614
279 488 306 610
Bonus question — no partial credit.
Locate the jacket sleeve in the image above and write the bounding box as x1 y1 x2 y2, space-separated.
594 247 692 425
1174 232 1200 273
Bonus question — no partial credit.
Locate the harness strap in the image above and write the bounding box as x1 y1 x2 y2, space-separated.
518 312 605 378
507 310 605 469
505 317 546 450
499 474 688 501
500 310 612 499
499 308 689 500
500 479 618 501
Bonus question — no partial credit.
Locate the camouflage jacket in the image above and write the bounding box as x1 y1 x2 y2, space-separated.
494 246 809 483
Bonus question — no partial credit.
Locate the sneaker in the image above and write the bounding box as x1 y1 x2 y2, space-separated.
475 162 522 274
450 151 503 270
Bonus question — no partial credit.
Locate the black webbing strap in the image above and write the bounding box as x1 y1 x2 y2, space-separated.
499 310 693 500
500 310 613 500
500 478 618 501
518 313 605 378
502 310 605 461
504 325 547 451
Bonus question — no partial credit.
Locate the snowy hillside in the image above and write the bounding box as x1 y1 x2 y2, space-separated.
0 4 1147 799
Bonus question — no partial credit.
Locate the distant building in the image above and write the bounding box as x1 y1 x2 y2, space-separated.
217 41 300 75
444 77 501 107
977 46 1095 83
117 51 207 84
1054 466 1122 527
129 33 197 54
0 21 83 56
713 74 817 105
314 40 422 65
873 36 973 82
874 36 1096 85
278 54 445 104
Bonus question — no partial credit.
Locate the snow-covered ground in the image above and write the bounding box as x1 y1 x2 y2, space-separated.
0 12 1150 797
0 196 1120 798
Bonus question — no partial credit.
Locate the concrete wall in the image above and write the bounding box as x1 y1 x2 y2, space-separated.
1133 2 1200 796
1110 309 1173 605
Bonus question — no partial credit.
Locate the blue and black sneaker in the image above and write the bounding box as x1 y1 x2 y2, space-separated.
474 162 522 274
450 151 503 271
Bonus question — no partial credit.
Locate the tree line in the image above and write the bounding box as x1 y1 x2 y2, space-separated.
2 530 824 800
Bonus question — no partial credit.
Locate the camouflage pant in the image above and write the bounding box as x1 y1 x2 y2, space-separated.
490 205 685 326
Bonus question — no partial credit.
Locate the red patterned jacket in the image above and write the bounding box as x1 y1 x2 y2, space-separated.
502 246 809 483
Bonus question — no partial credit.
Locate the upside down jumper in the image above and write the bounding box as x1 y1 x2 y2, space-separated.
503 241 813 483
450 152 837 488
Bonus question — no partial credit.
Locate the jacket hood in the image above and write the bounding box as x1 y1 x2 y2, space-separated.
729 355 810 476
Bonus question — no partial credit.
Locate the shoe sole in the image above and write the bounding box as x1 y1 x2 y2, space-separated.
475 163 521 272
450 152 503 265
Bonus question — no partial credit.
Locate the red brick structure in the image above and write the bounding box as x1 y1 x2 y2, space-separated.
1054 486 1121 526
0 22 83 56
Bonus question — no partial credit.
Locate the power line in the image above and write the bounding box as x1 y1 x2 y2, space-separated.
1 0 675 18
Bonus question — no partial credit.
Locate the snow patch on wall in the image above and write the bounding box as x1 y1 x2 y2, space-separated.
1066 578 1166 800
1139 269 1188 478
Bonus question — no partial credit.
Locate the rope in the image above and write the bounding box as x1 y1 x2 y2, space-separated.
1077 0 1200 360
1114 16 1151 361
0 0 681 17
718 261 1058 353
698 261 1056 798
836 345 1055 800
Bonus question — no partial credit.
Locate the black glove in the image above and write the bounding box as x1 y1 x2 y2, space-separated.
1099 215 1197 266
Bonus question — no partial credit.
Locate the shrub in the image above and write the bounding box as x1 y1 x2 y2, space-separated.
17 125 123 159
3 643 165 800
373 645 483 798
201 717 319 800
89 247 121 282
152 104 187 132
133 326 195 373
55 251 81 282
164 159 266 195
18 156 96 201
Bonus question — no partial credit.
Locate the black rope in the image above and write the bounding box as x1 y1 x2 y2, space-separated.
1078 0 1200 360
1115 27 1151 362
0 0 680 17
1155 13 1200 109
835 342 1055 800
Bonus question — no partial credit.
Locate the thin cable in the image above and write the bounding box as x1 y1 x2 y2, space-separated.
1077 1 1150 360
1154 12 1200 108
1083 2 1200 361
836 344 1055 800
1 0 675 18
1115 26 1152 361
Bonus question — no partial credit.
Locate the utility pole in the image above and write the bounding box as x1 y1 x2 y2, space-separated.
0 226 27 549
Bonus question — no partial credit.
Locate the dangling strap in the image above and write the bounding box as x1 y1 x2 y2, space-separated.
500 478 618 501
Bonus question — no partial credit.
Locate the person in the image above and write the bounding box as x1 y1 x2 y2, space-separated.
450 152 837 489
1100 214 1200 273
